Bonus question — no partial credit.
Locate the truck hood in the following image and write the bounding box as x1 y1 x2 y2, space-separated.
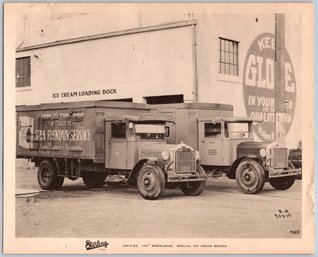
237 141 270 150
138 142 194 161
236 141 270 158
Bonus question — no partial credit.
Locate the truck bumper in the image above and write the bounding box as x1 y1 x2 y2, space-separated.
167 173 207 183
266 167 302 179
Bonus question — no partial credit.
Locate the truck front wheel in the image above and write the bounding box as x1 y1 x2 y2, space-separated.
137 165 166 200
235 159 265 194
180 164 207 196
82 172 107 188
37 160 64 190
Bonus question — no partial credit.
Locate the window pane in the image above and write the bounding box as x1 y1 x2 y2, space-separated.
16 57 31 87
218 38 239 76
226 64 229 74
205 123 222 138
111 123 126 139
229 42 233 53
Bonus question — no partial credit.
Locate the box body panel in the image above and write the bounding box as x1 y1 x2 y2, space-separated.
16 101 150 163
150 103 234 150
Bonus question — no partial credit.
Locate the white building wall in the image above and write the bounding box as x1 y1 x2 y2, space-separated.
15 4 190 48
14 7 302 147
194 13 301 147
16 25 195 105
195 13 275 116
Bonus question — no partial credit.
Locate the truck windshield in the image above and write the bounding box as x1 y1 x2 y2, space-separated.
227 122 252 139
135 124 165 140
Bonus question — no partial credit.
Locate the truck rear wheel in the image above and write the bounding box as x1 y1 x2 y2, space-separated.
235 159 265 194
82 172 107 188
269 161 296 190
180 164 206 196
37 160 64 190
137 165 165 200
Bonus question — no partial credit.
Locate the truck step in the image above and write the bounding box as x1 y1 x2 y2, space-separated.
105 174 127 183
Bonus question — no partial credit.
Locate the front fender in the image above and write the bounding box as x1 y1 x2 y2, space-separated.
127 158 164 186
147 156 159 164
227 156 262 179
127 159 148 186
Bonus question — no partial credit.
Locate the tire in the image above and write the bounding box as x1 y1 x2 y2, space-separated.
37 160 64 190
180 164 207 196
235 158 265 194
269 161 296 190
137 165 166 200
82 172 107 188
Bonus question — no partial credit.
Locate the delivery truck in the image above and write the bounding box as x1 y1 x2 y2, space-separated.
16 101 207 200
149 103 301 194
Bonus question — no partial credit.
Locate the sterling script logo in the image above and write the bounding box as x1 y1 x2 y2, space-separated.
85 240 109 250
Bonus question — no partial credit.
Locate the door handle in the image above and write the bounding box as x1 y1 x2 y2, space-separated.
201 140 205 143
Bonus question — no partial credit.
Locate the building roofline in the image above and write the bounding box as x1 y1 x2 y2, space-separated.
16 20 196 52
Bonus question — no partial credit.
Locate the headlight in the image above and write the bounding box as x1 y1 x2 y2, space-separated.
195 151 200 160
259 148 266 158
161 151 170 161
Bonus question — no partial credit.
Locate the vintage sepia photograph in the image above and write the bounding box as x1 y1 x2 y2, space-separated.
4 3 314 254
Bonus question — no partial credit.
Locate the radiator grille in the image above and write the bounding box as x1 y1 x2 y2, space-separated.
270 148 288 168
175 150 196 173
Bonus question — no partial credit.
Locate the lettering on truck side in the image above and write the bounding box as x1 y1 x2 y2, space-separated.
34 129 92 141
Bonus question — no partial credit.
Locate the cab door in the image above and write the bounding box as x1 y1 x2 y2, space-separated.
198 122 224 166
105 121 128 169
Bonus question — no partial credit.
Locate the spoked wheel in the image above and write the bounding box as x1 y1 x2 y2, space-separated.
180 164 207 196
37 160 64 190
269 161 296 190
137 165 165 200
82 172 107 188
236 159 265 194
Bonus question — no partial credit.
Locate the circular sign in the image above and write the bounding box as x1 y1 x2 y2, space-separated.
243 32 296 141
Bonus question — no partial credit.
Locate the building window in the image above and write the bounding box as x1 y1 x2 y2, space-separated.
16 57 31 88
145 94 184 105
219 38 239 76
106 98 133 102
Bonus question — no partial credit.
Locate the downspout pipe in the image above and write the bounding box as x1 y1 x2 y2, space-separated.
191 21 198 103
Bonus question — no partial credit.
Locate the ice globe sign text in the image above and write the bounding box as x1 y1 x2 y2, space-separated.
243 33 296 141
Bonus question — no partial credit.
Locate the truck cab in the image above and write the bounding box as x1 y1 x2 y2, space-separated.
198 117 301 194
104 116 207 199
198 117 255 166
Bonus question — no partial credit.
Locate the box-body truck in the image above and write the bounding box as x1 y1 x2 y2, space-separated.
150 103 301 194
16 101 207 200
